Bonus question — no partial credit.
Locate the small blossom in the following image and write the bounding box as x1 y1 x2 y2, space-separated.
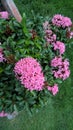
0 11 9 19
51 56 62 67
43 21 49 30
52 14 72 28
52 14 64 27
0 111 7 117
69 32 73 39
51 57 70 80
62 17 72 28
48 84 58 95
45 29 56 44
53 41 65 54
0 52 6 62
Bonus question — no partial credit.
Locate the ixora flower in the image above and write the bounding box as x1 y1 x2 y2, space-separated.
47 84 58 95
51 56 62 67
0 11 9 19
51 57 70 80
0 48 6 62
0 111 7 117
45 30 56 44
14 57 45 91
52 14 72 28
53 41 65 54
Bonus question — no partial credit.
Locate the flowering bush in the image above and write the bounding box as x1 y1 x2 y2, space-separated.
0 12 73 117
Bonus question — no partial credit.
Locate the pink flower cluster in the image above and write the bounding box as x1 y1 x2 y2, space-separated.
52 14 72 28
51 57 70 80
0 11 9 19
51 56 62 67
45 30 56 44
0 48 6 62
69 31 73 39
48 84 58 95
0 111 7 117
14 57 45 91
53 41 65 54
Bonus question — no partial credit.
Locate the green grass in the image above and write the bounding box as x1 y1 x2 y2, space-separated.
0 0 73 130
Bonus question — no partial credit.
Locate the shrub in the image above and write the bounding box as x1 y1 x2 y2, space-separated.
0 12 73 117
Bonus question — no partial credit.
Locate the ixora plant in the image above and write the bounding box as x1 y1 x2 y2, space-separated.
0 12 73 118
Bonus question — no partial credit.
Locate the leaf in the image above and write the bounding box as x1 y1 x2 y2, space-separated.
0 67 4 73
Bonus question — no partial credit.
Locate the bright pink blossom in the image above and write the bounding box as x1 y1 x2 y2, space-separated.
51 56 62 67
0 11 9 19
62 17 72 28
52 14 64 27
51 58 70 80
52 14 72 28
0 111 7 117
14 57 45 91
48 84 58 95
53 41 65 54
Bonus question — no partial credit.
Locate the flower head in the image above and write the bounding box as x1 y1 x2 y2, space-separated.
0 111 7 117
52 14 72 28
62 17 72 28
51 57 70 80
14 57 45 91
48 84 58 95
52 14 64 27
53 41 65 54
51 56 62 67
0 11 9 19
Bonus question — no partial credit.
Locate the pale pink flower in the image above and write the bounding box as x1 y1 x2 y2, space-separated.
43 21 49 30
51 56 62 67
0 11 9 19
0 52 6 62
52 58 70 80
14 57 45 91
69 32 73 39
53 41 65 54
62 17 72 28
45 30 56 44
52 14 72 28
48 84 58 95
0 111 7 117
52 14 64 27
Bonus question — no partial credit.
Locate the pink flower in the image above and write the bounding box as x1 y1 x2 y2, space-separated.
51 56 62 67
48 84 58 95
43 21 49 30
0 11 9 19
0 111 7 117
52 14 72 28
69 32 73 39
52 14 64 27
14 57 45 91
62 17 72 28
53 41 65 54
52 58 70 80
0 52 6 62
45 29 56 44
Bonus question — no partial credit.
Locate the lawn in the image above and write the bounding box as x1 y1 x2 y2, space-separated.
0 0 73 130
